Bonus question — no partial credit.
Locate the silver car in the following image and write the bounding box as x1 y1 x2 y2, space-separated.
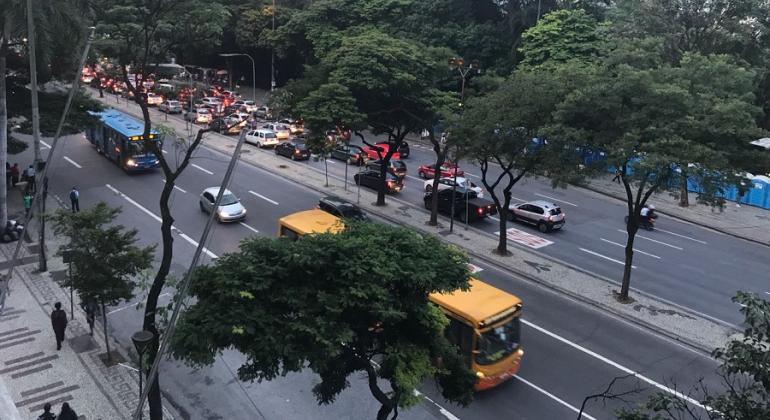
508 200 565 232
199 187 247 222
159 100 182 114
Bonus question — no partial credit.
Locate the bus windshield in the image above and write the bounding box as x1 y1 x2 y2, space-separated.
475 317 521 365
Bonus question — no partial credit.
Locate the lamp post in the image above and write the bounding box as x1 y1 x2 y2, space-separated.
271 0 276 91
219 53 256 102
131 330 154 420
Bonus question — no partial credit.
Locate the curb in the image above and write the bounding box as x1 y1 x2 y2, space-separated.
579 184 770 249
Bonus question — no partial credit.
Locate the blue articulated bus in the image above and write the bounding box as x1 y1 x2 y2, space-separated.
86 109 161 171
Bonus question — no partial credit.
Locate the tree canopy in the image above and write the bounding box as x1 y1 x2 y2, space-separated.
171 222 477 420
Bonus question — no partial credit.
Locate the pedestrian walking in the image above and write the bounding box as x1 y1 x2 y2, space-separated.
69 187 80 213
37 403 56 420
56 402 78 420
612 168 622 183
23 193 33 217
81 299 97 336
24 164 36 193
50 302 68 351
10 163 19 186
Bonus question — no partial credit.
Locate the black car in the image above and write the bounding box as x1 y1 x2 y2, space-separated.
424 187 497 222
330 145 364 165
275 138 310 160
375 141 409 158
318 196 369 221
365 159 408 178
354 170 403 193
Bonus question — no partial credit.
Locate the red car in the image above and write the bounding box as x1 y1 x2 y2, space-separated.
417 162 464 179
361 144 401 161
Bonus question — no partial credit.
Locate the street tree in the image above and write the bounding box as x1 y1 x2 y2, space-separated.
615 292 770 419
549 41 762 302
91 1 228 417
517 8 609 69
296 82 365 186
454 67 581 255
50 203 154 362
171 222 477 420
610 0 770 203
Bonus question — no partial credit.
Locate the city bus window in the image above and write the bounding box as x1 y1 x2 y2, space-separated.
446 318 474 360
279 226 300 241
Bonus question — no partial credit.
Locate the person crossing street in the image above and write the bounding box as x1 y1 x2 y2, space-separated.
69 186 80 213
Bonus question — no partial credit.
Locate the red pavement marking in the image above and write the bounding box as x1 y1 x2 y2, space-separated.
506 227 554 249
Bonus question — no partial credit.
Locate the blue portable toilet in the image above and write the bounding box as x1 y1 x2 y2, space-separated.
749 175 770 209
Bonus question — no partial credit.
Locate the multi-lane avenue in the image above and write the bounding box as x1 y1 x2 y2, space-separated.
23 96 734 419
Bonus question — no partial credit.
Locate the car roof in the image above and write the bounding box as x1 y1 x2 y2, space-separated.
202 187 234 196
320 196 359 209
526 200 560 209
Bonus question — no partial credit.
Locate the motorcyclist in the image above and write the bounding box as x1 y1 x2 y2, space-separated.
646 204 657 221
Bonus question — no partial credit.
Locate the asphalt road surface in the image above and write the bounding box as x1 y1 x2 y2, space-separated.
19 120 726 420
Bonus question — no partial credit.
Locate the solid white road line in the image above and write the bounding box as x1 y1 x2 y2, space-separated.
118 363 139 372
655 227 707 244
162 149 168 154
239 222 260 234
534 193 578 207
161 179 187 193
105 184 218 259
325 159 335 164
522 319 711 412
600 238 661 259
514 375 598 420
63 156 82 168
249 190 279 205
766 292 770 295
579 247 636 268
191 163 214 175
40 140 51 149
615 230 684 250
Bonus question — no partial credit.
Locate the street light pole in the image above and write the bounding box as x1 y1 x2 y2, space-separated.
219 53 255 102
271 0 276 91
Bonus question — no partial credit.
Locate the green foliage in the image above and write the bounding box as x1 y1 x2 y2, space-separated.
7 82 102 136
171 222 476 415
49 203 155 305
518 8 610 68
296 82 365 140
617 292 770 419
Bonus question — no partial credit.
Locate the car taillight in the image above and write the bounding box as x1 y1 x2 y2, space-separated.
294 149 301 154
387 181 395 187
477 207 484 215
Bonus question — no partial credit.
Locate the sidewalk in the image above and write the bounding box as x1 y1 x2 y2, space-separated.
582 177 770 246
0 190 161 419
103 93 738 354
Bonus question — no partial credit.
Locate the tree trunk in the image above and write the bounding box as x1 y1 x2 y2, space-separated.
619 216 639 301
497 189 512 255
427 132 445 226
101 300 111 362
678 169 689 207
0 13 10 229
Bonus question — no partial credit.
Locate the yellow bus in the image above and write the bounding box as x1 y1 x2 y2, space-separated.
277 209 344 239
277 210 524 390
430 279 524 390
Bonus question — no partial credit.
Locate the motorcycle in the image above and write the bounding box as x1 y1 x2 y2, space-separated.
0 220 24 243
624 213 656 231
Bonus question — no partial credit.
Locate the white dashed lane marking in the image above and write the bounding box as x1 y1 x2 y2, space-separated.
239 222 259 234
534 193 578 207
599 238 661 259
191 163 213 175
579 247 636 268
41 140 51 149
63 156 82 168
616 229 684 250
249 190 279 205
161 179 187 193
655 227 707 244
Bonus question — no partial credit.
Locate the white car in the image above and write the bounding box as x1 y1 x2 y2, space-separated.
199 187 247 222
262 123 291 140
245 129 279 148
146 92 163 106
233 100 258 113
423 176 483 197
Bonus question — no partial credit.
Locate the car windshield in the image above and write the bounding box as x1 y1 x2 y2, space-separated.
294 142 307 149
219 193 239 206
476 317 521 366
549 208 562 215
168 101 179 105
198 109 210 114
391 160 406 170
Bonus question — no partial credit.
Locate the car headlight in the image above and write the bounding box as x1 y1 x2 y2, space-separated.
126 159 137 166
217 209 228 218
